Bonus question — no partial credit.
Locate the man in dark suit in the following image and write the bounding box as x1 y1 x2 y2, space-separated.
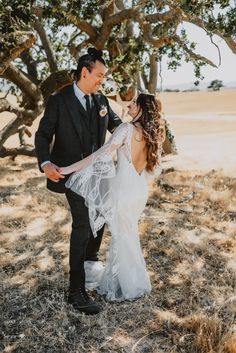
35 48 122 314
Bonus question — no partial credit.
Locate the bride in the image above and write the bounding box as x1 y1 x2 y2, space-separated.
60 93 165 301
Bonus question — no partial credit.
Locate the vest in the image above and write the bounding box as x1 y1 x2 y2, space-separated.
76 98 99 158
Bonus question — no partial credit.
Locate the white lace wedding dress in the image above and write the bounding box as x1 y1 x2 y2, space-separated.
66 122 161 301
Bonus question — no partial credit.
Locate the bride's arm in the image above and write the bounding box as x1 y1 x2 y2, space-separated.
59 154 93 175
59 122 129 175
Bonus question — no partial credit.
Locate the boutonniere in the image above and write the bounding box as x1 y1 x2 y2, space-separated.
99 105 108 117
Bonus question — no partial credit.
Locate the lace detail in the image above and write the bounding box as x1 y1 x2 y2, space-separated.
66 123 132 237
66 122 155 301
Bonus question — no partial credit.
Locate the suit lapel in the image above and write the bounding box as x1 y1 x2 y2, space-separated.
64 86 88 142
63 87 108 148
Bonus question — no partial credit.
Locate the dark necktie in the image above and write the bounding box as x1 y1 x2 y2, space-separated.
84 94 91 114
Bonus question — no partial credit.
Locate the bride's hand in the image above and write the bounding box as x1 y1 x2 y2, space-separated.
59 166 74 175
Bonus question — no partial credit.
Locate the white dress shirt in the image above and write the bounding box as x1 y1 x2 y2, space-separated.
41 82 91 169
73 82 92 110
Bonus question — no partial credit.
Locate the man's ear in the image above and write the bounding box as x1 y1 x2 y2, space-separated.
81 67 88 78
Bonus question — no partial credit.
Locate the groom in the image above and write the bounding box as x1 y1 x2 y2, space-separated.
35 48 122 314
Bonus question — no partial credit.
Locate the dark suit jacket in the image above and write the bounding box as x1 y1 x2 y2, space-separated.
35 84 122 193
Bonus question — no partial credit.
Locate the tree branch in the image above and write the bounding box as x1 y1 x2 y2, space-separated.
20 49 38 82
174 35 218 67
2 63 43 103
146 8 183 23
105 8 139 26
33 19 58 73
137 14 217 67
63 14 98 38
183 16 236 55
0 31 36 75
70 8 135 52
136 14 177 48
69 39 91 60
0 145 36 158
0 103 43 150
99 0 116 21
34 0 97 40
94 8 139 48
18 126 32 145
40 70 72 100
0 97 15 113
224 37 236 54
115 0 125 10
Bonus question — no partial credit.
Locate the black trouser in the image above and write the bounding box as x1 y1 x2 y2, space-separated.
65 189 104 292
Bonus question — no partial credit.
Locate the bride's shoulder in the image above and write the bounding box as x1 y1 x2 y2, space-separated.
118 122 145 138
112 122 133 142
116 121 133 132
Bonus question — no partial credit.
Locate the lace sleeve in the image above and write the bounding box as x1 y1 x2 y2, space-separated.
65 123 132 237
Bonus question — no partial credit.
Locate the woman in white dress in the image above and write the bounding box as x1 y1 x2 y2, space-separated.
59 93 165 301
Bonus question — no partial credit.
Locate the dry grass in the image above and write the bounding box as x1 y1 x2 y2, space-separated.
1 156 236 353
159 90 236 115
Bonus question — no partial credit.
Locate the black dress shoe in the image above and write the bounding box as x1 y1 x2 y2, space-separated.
68 287 101 315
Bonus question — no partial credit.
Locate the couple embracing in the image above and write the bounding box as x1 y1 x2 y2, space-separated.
35 48 165 315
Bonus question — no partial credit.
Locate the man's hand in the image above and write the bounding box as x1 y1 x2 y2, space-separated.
42 163 65 182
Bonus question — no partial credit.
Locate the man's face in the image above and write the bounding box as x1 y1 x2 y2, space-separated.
84 61 107 93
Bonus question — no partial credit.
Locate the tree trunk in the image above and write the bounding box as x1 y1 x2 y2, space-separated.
147 54 158 94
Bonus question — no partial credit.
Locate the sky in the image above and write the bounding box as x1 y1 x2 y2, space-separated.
160 22 236 88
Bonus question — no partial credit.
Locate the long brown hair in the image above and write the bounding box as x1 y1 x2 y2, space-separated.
132 93 165 172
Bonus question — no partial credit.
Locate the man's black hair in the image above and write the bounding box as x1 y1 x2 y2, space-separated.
73 48 106 80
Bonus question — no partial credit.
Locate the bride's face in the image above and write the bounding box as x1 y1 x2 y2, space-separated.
127 98 140 118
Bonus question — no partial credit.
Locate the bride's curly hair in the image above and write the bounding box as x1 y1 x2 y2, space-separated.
133 93 165 173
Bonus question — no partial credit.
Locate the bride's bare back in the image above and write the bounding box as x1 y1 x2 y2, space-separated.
130 123 147 175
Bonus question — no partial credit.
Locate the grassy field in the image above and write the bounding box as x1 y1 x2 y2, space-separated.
1 156 236 353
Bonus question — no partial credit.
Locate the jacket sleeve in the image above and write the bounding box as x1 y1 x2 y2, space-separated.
104 96 123 133
34 94 58 171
